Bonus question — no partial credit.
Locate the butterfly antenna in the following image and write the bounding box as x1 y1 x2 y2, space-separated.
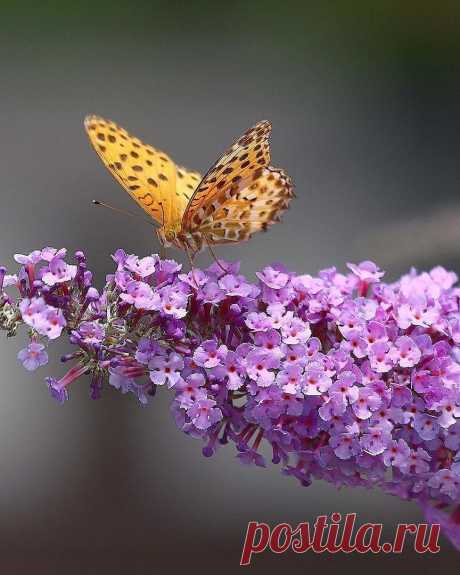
92 200 158 228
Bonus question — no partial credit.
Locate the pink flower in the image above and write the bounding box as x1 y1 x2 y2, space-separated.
302 368 332 396
361 426 392 455
389 336 421 368
414 413 440 441
246 350 279 387
120 281 160 310
149 352 184 387
175 373 207 408
383 439 411 469
347 261 385 283
256 266 290 289
193 340 227 368
17 342 48 371
280 316 311 345
19 297 66 339
42 257 77 286
187 398 222 430
369 341 394 373
352 387 382 420
432 397 460 429
124 255 158 278
428 469 460 499
396 295 439 329
330 433 361 460
14 250 42 265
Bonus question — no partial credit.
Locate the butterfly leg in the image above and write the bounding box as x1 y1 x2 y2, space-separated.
160 244 166 260
204 234 229 274
185 248 199 289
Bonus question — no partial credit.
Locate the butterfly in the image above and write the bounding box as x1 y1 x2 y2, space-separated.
84 115 294 262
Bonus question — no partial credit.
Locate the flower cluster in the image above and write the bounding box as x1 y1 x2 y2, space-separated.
1 248 460 549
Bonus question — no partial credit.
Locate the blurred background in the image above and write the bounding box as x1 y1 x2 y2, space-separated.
0 1 459 572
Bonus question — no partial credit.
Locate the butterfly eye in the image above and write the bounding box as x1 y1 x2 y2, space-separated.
165 230 177 242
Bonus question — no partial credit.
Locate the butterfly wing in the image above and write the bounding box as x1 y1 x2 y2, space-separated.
85 115 195 227
181 121 293 243
181 120 272 231
175 164 202 211
197 167 294 244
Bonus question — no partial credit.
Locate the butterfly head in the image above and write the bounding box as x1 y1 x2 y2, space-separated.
157 224 180 247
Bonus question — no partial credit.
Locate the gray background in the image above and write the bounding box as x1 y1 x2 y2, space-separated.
0 2 459 572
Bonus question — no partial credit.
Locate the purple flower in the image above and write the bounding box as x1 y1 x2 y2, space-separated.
2 273 18 288
303 368 331 396
14 250 42 265
280 316 311 344
158 285 189 318
237 448 266 467
383 439 411 469
266 303 288 330
400 448 431 475
46 363 88 403
19 298 66 339
389 336 421 368
109 371 134 394
246 350 279 387
46 376 68 404
120 281 159 310
78 321 105 344
200 281 225 304
329 371 359 411
154 259 182 283
396 296 439 329
124 254 157 277
428 469 460 499
414 413 441 441
368 341 394 373
19 297 47 328
193 340 228 368
434 397 460 429
17 342 48 371
253 329 283 360
44 308 66 339
277 364 303 394
361 426 392 455
245 312 271 332
445 422 460 450
218 274 253 297
5 247 460 547
149 352 184 387
347 261 385 284
352 387 382 420
213 351 245 390
256 266 290 289
42 257 77 286
135 338 163 365
175 373 207 408
329 433 361 460
41 247 67 262
187 398 223 430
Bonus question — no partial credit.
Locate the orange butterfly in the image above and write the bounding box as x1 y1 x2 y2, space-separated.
84 116 294 262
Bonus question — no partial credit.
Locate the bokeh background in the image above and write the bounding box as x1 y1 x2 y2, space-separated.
0 1 459 573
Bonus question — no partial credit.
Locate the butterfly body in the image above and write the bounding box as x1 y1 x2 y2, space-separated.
157 227 204 253
85 115 294 258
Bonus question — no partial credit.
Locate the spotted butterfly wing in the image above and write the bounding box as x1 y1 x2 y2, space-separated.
181 121 294 244
84 115 201 226
198 167 294 244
